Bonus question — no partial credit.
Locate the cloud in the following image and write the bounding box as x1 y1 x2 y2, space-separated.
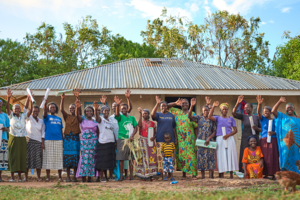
112 11 118 14
126 0 192 19
269 20 274 23
204 6 211 15
190 3 199 12
212 0 270 14
281 7 291 13
261 21 266 25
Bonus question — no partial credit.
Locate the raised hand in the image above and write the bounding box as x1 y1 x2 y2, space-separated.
191 98 196 106
205 96 211 105
237 95 244 104
155 96 161 104
256 95 263 105
73 89 80 98
125 89 131 98
93 101 99 110
114 96 122 105
138 107 142 114
100 95 107 104
279 96 286 103
61 93 65 99
6 88 12 98
213 101 219 107
75 99 82 108
175 98 183 106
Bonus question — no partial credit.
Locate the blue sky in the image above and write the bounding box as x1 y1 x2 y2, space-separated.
0 0 299 59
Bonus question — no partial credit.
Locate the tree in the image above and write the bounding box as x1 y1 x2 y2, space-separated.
102 35 158 64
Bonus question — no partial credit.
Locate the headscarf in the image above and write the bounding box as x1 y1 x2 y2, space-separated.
247 135 257 142
100 105 110 113
219 103 229 109
286 103 297 116
142 109 150 114
263 106 272 112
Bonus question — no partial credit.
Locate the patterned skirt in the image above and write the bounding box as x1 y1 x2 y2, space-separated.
197 146 216 170
0 139 8 170
42 140 63 170
135 137 158 179
63 132 80 168
27 139 43 169
8 135 27 172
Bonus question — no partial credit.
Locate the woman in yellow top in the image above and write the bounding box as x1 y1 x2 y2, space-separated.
242 135 264 179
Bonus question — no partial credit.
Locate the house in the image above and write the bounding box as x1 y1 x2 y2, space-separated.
1 58 300 157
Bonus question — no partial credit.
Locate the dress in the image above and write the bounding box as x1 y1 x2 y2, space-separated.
274 112 300 173
192 115 217 170
234 113 261 172
76 119 98 177
135 120 158 179
0 112 10 171
242 146 264 179
169 108 198 176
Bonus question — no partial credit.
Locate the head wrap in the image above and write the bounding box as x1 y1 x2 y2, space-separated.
219 103 229 109
142 109 150 114
286 103 297 115
100 105 110 113
263 106 272 112
247 135 257 142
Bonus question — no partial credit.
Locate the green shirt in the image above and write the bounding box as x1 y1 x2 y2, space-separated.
115 114 138 139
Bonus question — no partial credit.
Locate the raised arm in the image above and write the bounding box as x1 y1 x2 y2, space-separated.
256 95 264 120
205 96 212 106
60 93 68 120
125 89 132 113
27 96 33 118
208 101 219 122
43 99 48 118
93 101 101 123
114 96 122 117
24 91 31 110
6 88 12 115
188 98 196 120
167 98 182 109
151 96 161 120
138 107 142 128
272 96 286 118
73 89 81 116
75 99 83 123
232 95 244 117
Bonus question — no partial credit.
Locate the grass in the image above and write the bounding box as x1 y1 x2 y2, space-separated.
1 184 300 200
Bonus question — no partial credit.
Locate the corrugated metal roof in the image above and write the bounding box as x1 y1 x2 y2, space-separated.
2 58 300 90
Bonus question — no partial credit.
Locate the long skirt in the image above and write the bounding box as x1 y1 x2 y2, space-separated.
260 137 280 176
197 146 216 170
95 142 116 170
63 131 80 168
8 135 27 172
42 140 63 170
216 136 239 173
0 139 8 170
135 137 158 179
27 138 43 169
245 163 263 179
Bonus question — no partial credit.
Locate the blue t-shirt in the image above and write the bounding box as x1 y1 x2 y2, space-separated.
153 112 176 143
0 112 10 140
43 114 63 140
260 115 276 138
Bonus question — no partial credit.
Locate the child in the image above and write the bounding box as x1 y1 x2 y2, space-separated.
243 135 264 179
161 133 176 181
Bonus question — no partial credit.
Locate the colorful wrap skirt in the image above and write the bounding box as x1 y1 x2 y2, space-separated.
63 131 80 168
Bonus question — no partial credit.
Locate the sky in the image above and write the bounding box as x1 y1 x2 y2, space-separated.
0 0 299 59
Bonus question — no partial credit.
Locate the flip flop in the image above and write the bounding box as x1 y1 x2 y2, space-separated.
170 177 175 181
163 177 168 181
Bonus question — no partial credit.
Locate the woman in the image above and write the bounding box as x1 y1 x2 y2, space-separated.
242 136 264 179
75 99 98 182
0 99 10 182
6 88 30 182
232 95 261 172
60 92 81 182
188 98 216 179
167 98 198 180
208 101 238 178
272 97 300 173
151 96 177 180
95 103 117 182
256 95 280 179
24 100 45 182
136 107 157 181
43 100 64 182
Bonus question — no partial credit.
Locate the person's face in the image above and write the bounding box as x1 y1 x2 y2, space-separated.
85 108 94 118
49 104 56 114
97 109 101 116
32 108 39 118
112 103 117 113
69 105 75 115
164 135 171 143
13 105 21 115
263 108 271 118
220 106 228 116
202 107 209 117
286 105 295 115
103 108 109 118
160 103 167 113
181 100 189 110
248 138 257 148
121 105 128 115
244 104 253 115
142 111 149 120
0 102 2 110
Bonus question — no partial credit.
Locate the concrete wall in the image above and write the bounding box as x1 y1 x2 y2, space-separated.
33 94 300 159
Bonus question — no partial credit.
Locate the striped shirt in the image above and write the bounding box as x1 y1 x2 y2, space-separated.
161 142 175 157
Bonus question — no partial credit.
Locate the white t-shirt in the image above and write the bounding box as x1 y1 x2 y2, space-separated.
26 115 45 142
98 116 116 144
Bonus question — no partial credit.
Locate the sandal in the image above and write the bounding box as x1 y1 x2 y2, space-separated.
163 177 168 181
150 177 155 182
192 176 197 181
58 178 63 182
45 178 50 182
37 179 42 182
100 178 107 183
125 177 130 180
65 177 71 182
170 178 175 181
181 177 187 180
18 179 25 182
9 179 16 182
108 178 116 182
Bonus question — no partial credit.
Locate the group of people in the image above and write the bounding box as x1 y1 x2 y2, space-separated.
0 88 299 183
